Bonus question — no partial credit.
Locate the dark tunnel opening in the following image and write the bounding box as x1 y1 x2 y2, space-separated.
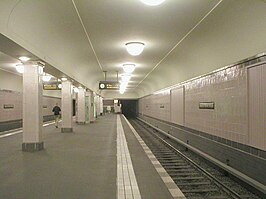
120 100 137 119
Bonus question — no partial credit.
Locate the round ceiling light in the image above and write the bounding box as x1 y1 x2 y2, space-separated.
73 87 79 93
42 74 52 82
16 64 24 74
19 56 30 62
121 74 131 82
125 42 145 56
58 84 62 89
140 0 165 6
123 64 136 74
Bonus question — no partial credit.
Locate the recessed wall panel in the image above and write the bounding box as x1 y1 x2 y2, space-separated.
170 87 184 126
248 64 266 150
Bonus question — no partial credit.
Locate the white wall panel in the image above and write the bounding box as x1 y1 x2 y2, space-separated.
170 87 184 126
248 64 266 150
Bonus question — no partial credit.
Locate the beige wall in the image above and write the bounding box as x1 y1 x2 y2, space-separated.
139 57 266 151
0 69 22 92
137 1 266 97
248 63 266 150
0 90 60 122
184 65 248 146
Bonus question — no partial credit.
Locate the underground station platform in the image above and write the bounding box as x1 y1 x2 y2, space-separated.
0 114 184 199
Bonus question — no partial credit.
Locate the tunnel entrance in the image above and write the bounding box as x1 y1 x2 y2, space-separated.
120 100 137 118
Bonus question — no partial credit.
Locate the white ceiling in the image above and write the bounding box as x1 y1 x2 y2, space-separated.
0 0 265 98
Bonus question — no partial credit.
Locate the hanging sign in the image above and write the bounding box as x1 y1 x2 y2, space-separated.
43 82 61 90
99 81 119 90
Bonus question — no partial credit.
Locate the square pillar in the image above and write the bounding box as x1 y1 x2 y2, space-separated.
100 97 103 115
61 80 73 132
22 64 44 152
89 91 96 123
77 88 85 124
85 91 91 123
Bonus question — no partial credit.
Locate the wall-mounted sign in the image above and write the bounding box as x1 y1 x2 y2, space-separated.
199 102 215 109
43 82 61 90
43 105 47 108
160 105 165 109
99 81 119 90
4 104 14 109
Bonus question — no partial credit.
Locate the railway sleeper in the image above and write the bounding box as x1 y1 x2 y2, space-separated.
182 188 219 193
175 181 211 186
169 172 200 177
161 164 191 168
172 176 205 180
165 167 195 171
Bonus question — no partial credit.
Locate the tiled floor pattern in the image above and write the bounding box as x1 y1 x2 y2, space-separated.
123 115 186 199
117 115 141 199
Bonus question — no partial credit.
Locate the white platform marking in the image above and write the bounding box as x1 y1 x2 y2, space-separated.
117 115 141 199
0 121 59 139
122 115 186 199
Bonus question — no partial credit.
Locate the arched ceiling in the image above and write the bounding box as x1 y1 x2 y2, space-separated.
0 0 265 98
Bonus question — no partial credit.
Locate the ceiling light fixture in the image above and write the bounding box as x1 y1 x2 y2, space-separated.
42 73 52 82
19 56 30 62
121 74 131 82
125 42 145 56
123 64 136 74
61 77 67 81
73 87 79 93
58 84 62 89
140 0 165 6
15 64 24 74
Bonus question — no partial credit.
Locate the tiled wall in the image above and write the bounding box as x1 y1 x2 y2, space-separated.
140 91 171 122
0 90 61 122
185 65 248 146
139 56 266 151
248 64 266 150
0 90 22 122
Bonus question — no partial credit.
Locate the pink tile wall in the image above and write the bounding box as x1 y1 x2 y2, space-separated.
248 64 266 150
139 64 252 147
0 90 22 122
185 65 248 145
0 90 61 122
140 91 171 122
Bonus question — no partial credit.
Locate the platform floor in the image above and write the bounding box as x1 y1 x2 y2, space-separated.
0 114 181 199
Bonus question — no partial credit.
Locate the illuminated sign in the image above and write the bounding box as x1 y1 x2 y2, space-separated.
99 81 119 90
43 82 61 90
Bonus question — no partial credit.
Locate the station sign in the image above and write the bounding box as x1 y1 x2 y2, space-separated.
43 82 61 90
99 81 119 90
199 102 215 109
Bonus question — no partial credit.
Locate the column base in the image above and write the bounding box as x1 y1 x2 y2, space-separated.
61 128 73 133
77 122 85 125
22 142 44 152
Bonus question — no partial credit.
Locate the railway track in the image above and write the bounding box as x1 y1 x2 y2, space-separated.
129 119 262 199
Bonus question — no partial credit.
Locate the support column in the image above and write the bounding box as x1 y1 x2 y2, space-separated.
77 88 85 124
100 97 103 115
90 91 96 122
61 80 73 132
22 64 44 152
85 91 91 123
